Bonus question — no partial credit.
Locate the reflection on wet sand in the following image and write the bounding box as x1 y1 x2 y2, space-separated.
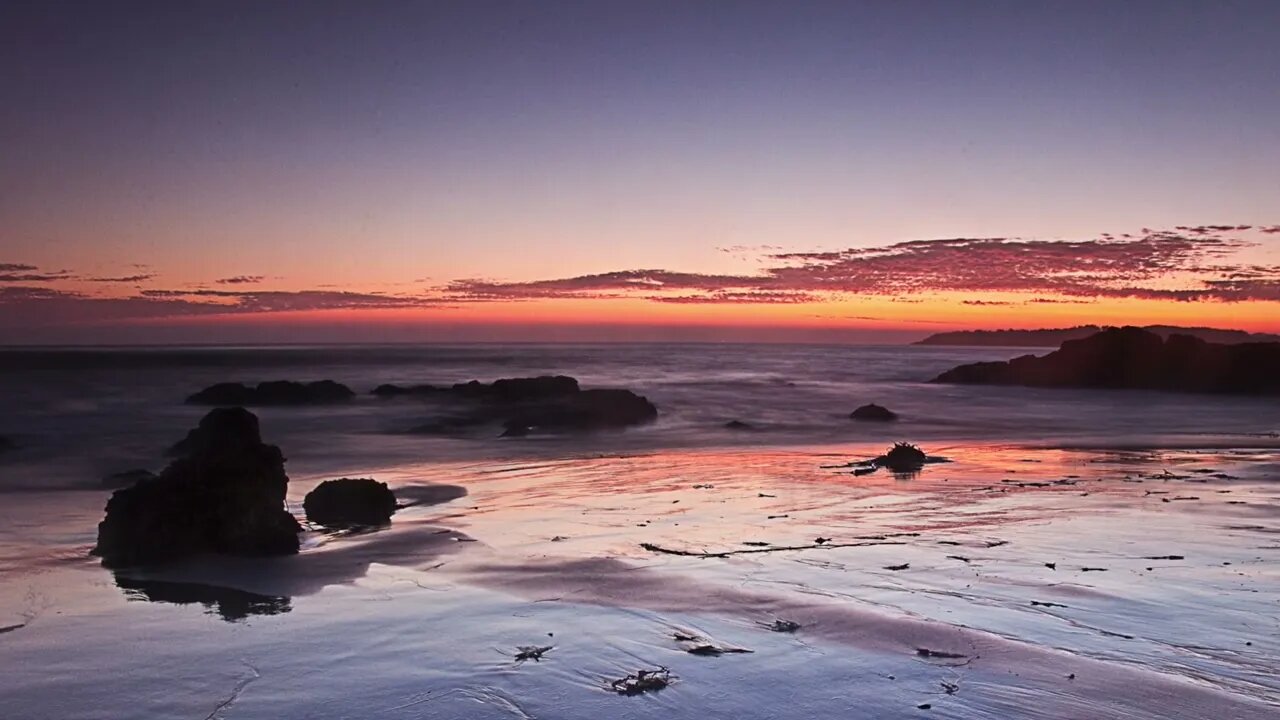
115 576 291 622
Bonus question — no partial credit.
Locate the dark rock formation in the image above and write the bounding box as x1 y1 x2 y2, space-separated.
0 436 13 452
724 420 755 430
186 380 355 406
101 469 157 490
874 442 927 473
850 404 898 422
303 478 398 528
94 407 300 568
932 327 1280 395
393 375 658 436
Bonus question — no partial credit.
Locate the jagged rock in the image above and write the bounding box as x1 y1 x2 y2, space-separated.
303 478 397 528
101 469 157 490
932 327 1280 394
186 380 355 406
850 404 898 422
94 407 300 568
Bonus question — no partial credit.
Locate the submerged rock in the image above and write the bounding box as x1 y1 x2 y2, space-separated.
303 478 398 528
850 404 898 422
94 407 300 568
393 375 658 436
501 388 658 435
932 327 1280 395
186 380 355 406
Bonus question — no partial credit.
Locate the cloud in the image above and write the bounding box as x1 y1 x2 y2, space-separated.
0 286 451 328
87 274 155 283
0 269 74 282
0 263 38 272
215 275 265 284
444 225 1280 305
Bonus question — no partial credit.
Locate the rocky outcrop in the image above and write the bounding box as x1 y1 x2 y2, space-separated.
94 407 300 568
186 380 355 406
303 478 398 528
390 375 658 436
932 327 1280 395
850 404 898 422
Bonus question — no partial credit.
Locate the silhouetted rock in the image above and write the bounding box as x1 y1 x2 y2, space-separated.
0 436 13 452
850 404 898 422
724 420 755 430
395 375 658 436
932 327 1280 395
874 442 928 473
303 478 397 528
101 469 157 490
916 324 1280 347
94 407 300 568
186 380 355 406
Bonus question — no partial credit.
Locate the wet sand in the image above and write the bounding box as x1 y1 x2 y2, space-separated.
1 441 1277 718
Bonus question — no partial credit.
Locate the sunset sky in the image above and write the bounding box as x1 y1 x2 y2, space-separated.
2 1 1278 344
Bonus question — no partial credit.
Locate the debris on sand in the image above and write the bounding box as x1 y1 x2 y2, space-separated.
916 648 967 659
686 644 753 656
760 619 802 633
610 667 674 696
640 538 906 558
884 563 910 571
515 645 553 662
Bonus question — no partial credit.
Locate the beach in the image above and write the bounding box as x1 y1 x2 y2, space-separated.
1 344 1278 718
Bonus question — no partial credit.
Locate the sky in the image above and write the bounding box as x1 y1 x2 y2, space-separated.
1 0 1278 344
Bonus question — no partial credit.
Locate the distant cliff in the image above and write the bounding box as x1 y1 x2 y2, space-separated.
931 327 1280 395
915 325 1280 347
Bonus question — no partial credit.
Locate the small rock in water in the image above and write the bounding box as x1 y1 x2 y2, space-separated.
761 619 802 633
884 563 910 571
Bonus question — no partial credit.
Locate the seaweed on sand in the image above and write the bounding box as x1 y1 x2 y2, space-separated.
759 619 802 633
610 667 674 695
515 645 553 662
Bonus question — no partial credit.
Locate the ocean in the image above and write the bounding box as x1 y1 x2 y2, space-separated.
1 343 1278 718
